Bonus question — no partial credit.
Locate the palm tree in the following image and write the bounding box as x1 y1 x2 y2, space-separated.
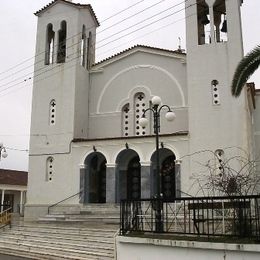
231 45 260 97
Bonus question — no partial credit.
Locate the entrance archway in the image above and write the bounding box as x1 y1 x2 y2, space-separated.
84 152 107 203
116 149 141 202
150 148 176 200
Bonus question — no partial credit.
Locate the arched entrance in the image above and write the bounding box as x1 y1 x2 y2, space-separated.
151 148 176 200
116 149 141 202
84 152 107 203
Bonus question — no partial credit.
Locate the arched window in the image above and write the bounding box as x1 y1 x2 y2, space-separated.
197 0 211 45
45 23 55 65
134 92 147 136
87 31 92 69
122 104 130 137
213 0 227 42
46 157 54 182
121 92 148 137
49 99 56 125
211 80 220 105
57 21 67 63
80 25 87 67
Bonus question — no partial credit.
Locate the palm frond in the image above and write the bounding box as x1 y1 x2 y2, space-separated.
231 45 260 97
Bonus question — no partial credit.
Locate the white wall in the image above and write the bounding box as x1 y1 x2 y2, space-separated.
116 236 260 260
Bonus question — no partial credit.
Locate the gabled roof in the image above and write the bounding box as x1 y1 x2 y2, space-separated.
34 0 100 27
94 45 186 67
0 169 28 186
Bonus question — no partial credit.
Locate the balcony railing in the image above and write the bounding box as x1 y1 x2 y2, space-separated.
120 195 260 241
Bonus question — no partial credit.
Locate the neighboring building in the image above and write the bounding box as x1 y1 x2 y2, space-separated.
25 0 257 219
0 169 27 214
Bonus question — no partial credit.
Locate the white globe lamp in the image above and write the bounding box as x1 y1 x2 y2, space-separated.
139 117 149 127
151 96 162 106
165 111 176 121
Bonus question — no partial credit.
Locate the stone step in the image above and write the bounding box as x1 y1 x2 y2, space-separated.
0 236 113 255
13 222 118 232
0 232 115 246
0 245 109 260
12 225 116 235
0 240 114 259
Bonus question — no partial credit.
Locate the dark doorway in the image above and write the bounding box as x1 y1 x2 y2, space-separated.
161 155 176 200
116 149 141 202
151 148 176 200
84 152 107 203
127 156 141 200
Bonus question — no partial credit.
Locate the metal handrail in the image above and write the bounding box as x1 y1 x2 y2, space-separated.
120 195 260 240
0 207 12 229
48 191 82 214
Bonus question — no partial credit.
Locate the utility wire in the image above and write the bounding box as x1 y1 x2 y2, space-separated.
0 0 146 77
98 0 168 34
97 0 184 43
0 1 196 97
0 0 178 84
0 1 186 89
96 6 186 50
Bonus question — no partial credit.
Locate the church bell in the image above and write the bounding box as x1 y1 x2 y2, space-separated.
201 13 210 25
221 19 227 33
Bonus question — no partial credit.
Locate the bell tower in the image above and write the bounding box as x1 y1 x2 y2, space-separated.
186 0 250 157
30 0 99 155
26 0 99 212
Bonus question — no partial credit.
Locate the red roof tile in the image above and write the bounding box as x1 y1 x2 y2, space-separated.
0 169 28 186
34 0 99 26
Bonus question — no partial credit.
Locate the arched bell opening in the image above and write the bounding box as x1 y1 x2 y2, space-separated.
115 149 141 202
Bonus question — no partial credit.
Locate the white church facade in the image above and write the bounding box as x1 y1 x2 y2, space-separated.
25 0 258 219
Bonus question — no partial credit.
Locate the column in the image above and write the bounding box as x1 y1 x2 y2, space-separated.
140 162 151 199
1 189 5 212
106 163 116 203
175 160 182 198
79 164 87 204
20 190 24 215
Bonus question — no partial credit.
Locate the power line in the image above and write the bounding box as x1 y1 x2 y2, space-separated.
0 1 196 97
0 0 146 78
97 0 184 44
0 1 186 90
98 0 168 34
96 6 187 50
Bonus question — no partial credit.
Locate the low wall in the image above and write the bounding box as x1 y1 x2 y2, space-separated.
116 236 260 260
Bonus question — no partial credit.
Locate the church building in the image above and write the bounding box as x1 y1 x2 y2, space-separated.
25 0 257 219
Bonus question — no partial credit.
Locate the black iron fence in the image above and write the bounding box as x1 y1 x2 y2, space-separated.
120 195 260 240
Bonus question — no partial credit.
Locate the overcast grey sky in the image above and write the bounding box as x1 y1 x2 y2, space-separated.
0 0 259 171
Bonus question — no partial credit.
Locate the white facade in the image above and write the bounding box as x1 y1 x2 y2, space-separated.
25 0 256 219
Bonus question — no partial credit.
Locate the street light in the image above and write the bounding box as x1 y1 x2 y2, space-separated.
0 142 8 160
139 96 175 232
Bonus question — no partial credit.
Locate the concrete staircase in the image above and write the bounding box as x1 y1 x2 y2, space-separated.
40 204 120 225
0 207 120 260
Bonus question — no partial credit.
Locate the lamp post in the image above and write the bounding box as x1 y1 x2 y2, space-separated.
139 96 175 232
0 142 8 161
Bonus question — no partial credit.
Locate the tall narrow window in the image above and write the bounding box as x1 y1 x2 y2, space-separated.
80 25 87 67
87 32 92 69
122 104 130 137
197 0 211 45
46 157 54 182
134 93 147 136
57 21 67 63
49 99 56 125
213 0 227 42
211 80 220 105
45 24 55 65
